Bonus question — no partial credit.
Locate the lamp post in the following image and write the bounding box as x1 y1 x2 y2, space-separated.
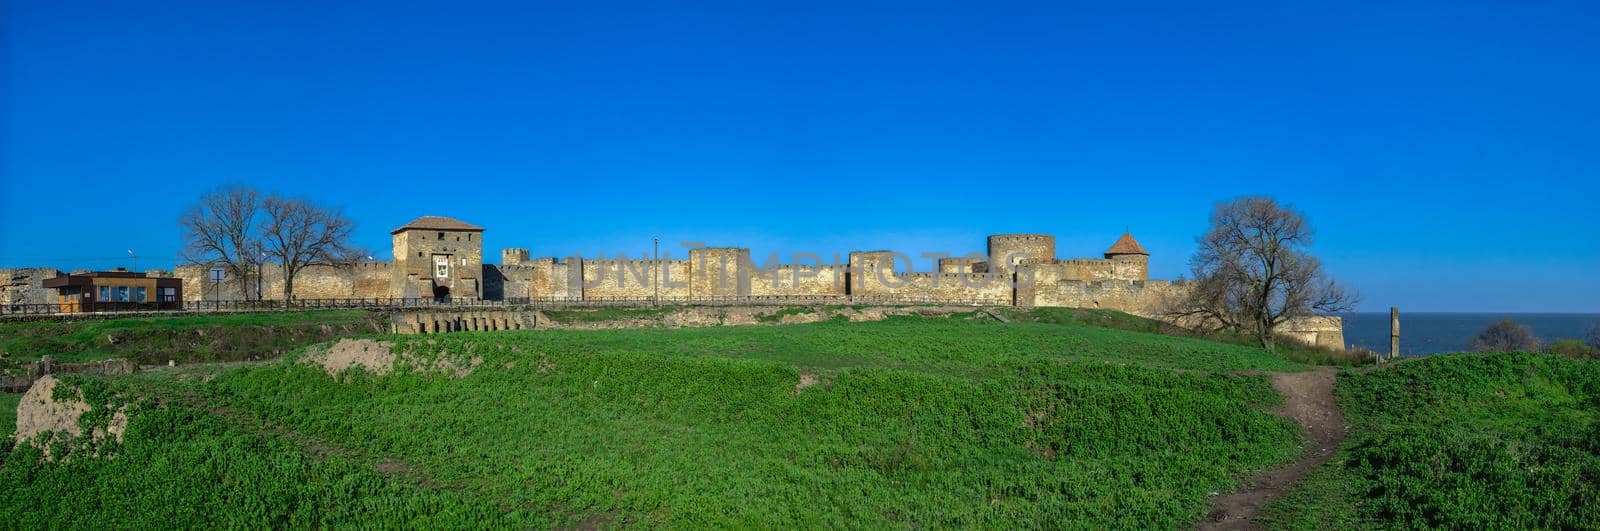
653 237 660 306
258 251 267 303
128 249 137 272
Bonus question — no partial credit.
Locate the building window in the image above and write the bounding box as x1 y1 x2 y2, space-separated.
99 286 110 300
133 286 147 302
115 286 130 302
437 232 444 240
159 287 177 302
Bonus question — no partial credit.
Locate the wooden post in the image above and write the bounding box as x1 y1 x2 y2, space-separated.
1389 306 1401 362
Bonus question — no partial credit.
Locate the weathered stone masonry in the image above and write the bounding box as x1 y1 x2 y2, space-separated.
150 215 1344 347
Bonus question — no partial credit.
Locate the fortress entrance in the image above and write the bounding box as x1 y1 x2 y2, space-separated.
433 285 451 302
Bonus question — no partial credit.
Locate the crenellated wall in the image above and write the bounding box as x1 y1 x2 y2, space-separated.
17 221 1345 348
689 248 750 297
987 234 1055 274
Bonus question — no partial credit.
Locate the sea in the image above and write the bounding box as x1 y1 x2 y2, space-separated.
1339 312 1600 356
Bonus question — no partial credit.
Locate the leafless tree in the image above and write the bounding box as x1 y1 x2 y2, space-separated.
178 185 264 300
1166 196 1357 349
1471 320 1541 352
260 195 359 304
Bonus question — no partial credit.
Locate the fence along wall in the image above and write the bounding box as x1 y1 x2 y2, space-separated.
174 263 393 301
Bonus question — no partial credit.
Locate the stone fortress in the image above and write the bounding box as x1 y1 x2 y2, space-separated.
0 215 1344 348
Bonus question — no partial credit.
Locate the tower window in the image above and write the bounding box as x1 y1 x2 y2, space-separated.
437 232 444 239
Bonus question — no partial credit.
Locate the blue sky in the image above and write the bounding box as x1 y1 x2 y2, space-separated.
2 0 1597 312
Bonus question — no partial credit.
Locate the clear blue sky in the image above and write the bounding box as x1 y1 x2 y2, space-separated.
3 0 1597 312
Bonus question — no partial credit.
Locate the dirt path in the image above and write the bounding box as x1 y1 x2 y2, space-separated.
1198 368 1345 530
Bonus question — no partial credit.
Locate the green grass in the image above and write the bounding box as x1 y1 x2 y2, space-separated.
538 306 679 324
1009 307 1367 367
1 315 1309 527
0 392 18 440
0 310 381 369
1264 353 1600 528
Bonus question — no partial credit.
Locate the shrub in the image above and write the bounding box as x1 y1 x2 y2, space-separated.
1470 320 1540 352
1548 339 1598 360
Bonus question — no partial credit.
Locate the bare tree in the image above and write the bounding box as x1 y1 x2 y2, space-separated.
179 186 264 300
1167 196 1357 349
1472 320 1541 352
260 195 358 304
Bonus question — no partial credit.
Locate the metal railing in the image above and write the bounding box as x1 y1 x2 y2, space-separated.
2 294 1013 317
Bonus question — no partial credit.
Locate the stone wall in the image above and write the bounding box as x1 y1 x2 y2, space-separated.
1031 279 1191 316
937 257 988 274
853 272 1014 304
987 234 1055 274
502 248 530 266
689 248 750 297
747 265 847 297
1 268 63 305
392 228 484 299
580 259 691 300
1280 316 1347 350
173 262 392 301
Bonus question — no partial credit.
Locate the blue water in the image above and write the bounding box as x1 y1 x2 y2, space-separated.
1340 313 1600 356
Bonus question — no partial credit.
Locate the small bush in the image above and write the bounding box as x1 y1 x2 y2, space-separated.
1470 320 1541 352
1548 339 1598 360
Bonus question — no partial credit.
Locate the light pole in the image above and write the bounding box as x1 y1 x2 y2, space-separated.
653 237 660 306
128 249 137 272
258 251 267 303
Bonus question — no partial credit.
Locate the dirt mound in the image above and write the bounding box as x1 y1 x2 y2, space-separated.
303 338 481 379
307 339 397 376
14 375 129 459
1200 368 1346 529
15 376 92 451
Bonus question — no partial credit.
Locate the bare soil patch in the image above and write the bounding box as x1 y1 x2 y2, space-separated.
307 339 397 376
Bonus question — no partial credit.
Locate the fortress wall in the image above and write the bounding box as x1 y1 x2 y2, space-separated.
747 265 846 297
501 248 530 266
937 257 989 274
537 259 575 299
488 258 577 300
1280 316 1347 350
2 268 64 305
580 259 691 300
689 248 749 297
1049 259 1120 281
852 271 1013 303
1039 279 1191 317
176 264 243 301
1109 255 1149 281
987 234 1055 274
174 262 392 301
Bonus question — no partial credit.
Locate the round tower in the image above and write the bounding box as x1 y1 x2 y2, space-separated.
1103 231 1150 281
986 234 1056 274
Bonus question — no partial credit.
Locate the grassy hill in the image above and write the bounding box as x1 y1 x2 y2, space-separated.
8 309 1591 528
0 311 385 379
1265 352 1600 528
1 312 1307 528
